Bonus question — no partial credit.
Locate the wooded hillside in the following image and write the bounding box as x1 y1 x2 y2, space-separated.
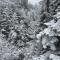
0 0 60 60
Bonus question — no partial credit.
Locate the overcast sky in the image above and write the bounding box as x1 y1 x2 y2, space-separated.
28 0 41 5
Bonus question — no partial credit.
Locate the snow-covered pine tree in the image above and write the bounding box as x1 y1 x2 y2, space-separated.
37 0 60 52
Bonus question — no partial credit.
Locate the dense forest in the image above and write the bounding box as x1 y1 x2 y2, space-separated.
0 0 60 60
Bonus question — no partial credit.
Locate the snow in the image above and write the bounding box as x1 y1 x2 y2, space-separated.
28 0 42 5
